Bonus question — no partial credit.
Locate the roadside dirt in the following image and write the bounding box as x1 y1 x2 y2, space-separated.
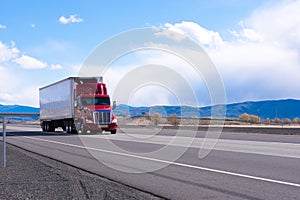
0 143 163 200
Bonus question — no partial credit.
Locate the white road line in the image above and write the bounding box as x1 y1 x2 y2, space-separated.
20 135 300 188
5 126 300 158
79 133 300 158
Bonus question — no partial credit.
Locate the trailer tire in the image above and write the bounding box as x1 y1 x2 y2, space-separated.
44 122 49 132
48 122 55 132
42 122 46 132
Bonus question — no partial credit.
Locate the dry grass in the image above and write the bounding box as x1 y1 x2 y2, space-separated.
116 116 300 128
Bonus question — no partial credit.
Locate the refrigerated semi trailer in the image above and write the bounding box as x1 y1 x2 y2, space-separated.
39 77 118 134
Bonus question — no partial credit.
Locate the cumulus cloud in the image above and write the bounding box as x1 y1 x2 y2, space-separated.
0 24 6 29
59 14 83 24
0 64 45 106
245 0 300 48
159 1 300 104
164 21 223 48
0 41 20 62
0 40 67 106
100 49 209 107
13 55 47 69
0 85 39 106
230 23 263 42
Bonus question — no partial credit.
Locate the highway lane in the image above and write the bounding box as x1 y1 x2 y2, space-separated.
2 125 300 199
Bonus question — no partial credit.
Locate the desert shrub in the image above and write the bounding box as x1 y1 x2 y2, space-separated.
293 117 299 124
264 118 271 123
239 113 260 123
167 114 180 126
152 113 161 126
249 115 260 123
272 118 282 124
282 118 292 125
239 113 250 122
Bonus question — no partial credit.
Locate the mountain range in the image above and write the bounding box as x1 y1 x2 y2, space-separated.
114 99 300 120
0 99 300 121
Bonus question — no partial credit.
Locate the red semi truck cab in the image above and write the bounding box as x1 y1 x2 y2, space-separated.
74 82 118 134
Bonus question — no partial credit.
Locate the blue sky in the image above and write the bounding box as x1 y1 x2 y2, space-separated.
1 0 300 107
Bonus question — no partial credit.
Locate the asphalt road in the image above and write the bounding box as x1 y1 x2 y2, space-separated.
2 125 300 199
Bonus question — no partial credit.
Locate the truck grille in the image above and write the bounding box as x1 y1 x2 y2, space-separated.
93 111 111 124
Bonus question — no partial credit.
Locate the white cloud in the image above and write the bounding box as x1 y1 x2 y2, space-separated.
128 85 179 106
31 24 36 28
13 55 47 69
0 41 20 62
59 14 83 24
164 21 223 48
240 28 263 42
211 1 300 102
50 64 63 70
0 40 68 106
230 25 263 42
158 1 300 103
0 86 39 107
0 65 47 106
99 49 209 107
0 66 18 90
0 24 6 29
245 0 300 47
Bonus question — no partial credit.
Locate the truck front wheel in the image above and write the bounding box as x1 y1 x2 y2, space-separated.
110 130 117 134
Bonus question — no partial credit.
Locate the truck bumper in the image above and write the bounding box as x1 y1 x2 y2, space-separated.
85 123 118 132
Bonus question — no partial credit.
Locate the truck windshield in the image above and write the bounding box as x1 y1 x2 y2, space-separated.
81 97 110 106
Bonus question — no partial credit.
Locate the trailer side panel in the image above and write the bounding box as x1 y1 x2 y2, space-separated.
39 78 73 120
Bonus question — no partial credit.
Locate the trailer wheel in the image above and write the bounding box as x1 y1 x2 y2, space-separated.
42 122 46 132
43 121 54 132
44 122 49 132
48 122 55 132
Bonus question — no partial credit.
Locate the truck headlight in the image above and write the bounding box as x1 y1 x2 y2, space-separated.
112 118 117 123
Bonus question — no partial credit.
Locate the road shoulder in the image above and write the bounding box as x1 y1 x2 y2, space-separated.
0 143 163 200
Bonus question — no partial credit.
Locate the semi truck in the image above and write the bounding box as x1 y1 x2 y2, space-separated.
39 77 118 134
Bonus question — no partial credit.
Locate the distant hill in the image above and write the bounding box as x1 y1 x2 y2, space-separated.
1 99 299 122
114 99 300 119
225 99 300 119
0 104 39 122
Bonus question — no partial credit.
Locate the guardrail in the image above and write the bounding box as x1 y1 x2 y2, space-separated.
0 112 40 168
